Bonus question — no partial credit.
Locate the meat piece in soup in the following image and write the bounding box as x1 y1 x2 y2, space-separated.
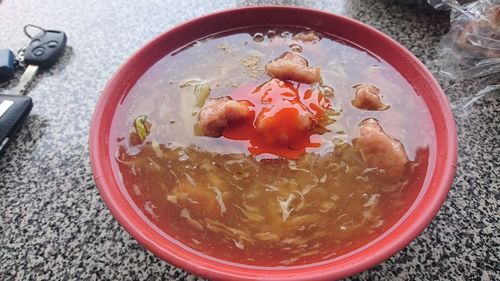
112 27 434 266
252 80 317 146
353 118 409 177
197 97 251 137
293 31 321 42
265 51 321 84
351 83 390 111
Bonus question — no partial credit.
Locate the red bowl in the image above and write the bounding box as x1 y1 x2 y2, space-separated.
89 6 457 281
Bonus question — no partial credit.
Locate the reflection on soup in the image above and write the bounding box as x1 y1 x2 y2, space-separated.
111 28 435 266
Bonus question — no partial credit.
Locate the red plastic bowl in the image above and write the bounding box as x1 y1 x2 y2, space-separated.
89 6 457 281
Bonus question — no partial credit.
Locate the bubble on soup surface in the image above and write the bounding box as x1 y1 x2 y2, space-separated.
252 33 265 42
267 30 277 39
289 43 303 53
281 31 293 39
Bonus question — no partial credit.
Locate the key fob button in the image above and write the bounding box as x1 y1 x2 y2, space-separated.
33 47 45 56
30 39 41 46
47 41 58 48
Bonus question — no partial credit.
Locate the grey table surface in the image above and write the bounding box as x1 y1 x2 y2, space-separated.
0 0 499 280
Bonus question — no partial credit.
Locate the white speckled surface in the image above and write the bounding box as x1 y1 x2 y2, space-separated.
0 0 498 280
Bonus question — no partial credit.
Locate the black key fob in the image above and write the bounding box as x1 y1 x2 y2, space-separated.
0 94 33 154
24 29 67 68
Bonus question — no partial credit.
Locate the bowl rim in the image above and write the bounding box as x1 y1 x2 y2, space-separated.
89 5 458 281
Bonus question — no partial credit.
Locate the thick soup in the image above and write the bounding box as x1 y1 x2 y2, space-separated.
111 27 435 266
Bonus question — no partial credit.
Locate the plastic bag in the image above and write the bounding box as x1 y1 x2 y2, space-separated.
433 0 500 79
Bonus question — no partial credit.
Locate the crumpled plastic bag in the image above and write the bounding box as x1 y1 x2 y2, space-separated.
432 0 500 79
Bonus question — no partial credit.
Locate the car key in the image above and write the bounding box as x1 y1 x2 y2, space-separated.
0 25 66 154
14 24 67 95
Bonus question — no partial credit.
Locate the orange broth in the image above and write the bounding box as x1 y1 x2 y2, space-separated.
110 27 435 266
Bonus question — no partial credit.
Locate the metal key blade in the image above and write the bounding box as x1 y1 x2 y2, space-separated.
15 64 39 95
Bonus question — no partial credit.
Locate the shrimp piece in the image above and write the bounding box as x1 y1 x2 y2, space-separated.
353 118 409 176
351 84 389 111
265 51 321 84
197 97 250 137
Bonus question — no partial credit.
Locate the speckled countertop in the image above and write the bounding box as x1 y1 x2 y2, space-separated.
0 0 498 280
